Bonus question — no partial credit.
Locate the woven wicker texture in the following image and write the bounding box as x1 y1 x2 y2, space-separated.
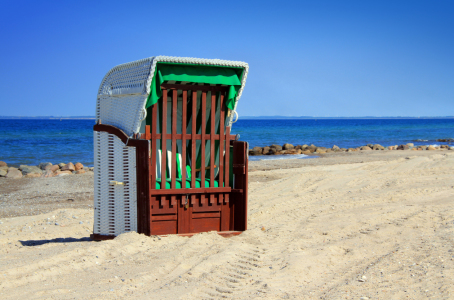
97 94 147 136
97 56 249 135
93 131 137 236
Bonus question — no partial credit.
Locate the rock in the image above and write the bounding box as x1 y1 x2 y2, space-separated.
283 143 294 150
88 167 94 171
20 166 42 176
388 146 394 150
0 161 7 167
0 169 7 177
450 147 454 150
325 149 332 153
250 147 262 155
75 170 86 174
301 144 309 150
25 173 42 178
347 148 355 152
39 162 53 170
306 145 317 153
317 150 326 154
270 144 282 151
302 150 311 155
340 148 347 151
0 166 8 171
397 145 409 150
294 145 302 150
366 144 374 148
41 170 54 178
373 144 384 150
282 149 294 154
332 145 340 151
276 150 286 155
406 143 414 147
74 162 84 170
50 165 60 172
55 170 73 175
440 145 449 149
262 146 270 155
61 162 75 172
268 147 278 154
6 168 22 179
58 163 66 168
361 146 372 151
427 146 436 150
296 149 302 154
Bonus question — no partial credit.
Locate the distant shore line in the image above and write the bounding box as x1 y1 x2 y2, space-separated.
249 142 454 156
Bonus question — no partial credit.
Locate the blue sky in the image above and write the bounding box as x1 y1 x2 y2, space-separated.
1 0 453 117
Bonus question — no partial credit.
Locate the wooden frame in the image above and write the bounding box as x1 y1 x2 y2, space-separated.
92 84 248 239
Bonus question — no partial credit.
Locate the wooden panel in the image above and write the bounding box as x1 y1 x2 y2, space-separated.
177 198 191 234
221 194 231 231
232 141 248 231
152 214 177 221
150 187 231 195
192 212 220 219
134 139 151 235
152 195 177 215
191 218 220 233
152 220 177 235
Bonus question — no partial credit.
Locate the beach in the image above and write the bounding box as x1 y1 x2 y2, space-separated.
1 150 454 299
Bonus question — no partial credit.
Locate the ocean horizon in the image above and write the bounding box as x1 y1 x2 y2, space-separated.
1 118 453 167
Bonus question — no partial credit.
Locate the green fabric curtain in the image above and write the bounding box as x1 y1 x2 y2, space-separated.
146 63 243 110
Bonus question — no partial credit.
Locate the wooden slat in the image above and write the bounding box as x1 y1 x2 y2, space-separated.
191 91 197 204
219 92 225 193
171 89 177 190
161 83 229 93
192 212 220 219
151 104 157 190
210 92 215 187
200 91 206 204
152 214 177 221
182 90 187 190
210 92 216 204
224 126 230 203
170 90 177 207
161 89 167 188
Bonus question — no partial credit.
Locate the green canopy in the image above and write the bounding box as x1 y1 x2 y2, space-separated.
146 62 243 110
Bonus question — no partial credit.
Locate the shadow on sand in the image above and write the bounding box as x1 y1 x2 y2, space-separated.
19 237 92 246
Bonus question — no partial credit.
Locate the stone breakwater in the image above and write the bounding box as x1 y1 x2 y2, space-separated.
249 143 454 156
0 161 93 179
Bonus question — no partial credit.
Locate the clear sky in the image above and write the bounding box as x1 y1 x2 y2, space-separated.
1 0 453 117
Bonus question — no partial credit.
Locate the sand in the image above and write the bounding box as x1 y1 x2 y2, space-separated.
1 150 454 299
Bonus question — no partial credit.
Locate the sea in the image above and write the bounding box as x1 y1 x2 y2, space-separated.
1 118 453 167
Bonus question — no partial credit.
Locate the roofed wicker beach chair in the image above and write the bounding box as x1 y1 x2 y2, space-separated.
91 56 249 239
